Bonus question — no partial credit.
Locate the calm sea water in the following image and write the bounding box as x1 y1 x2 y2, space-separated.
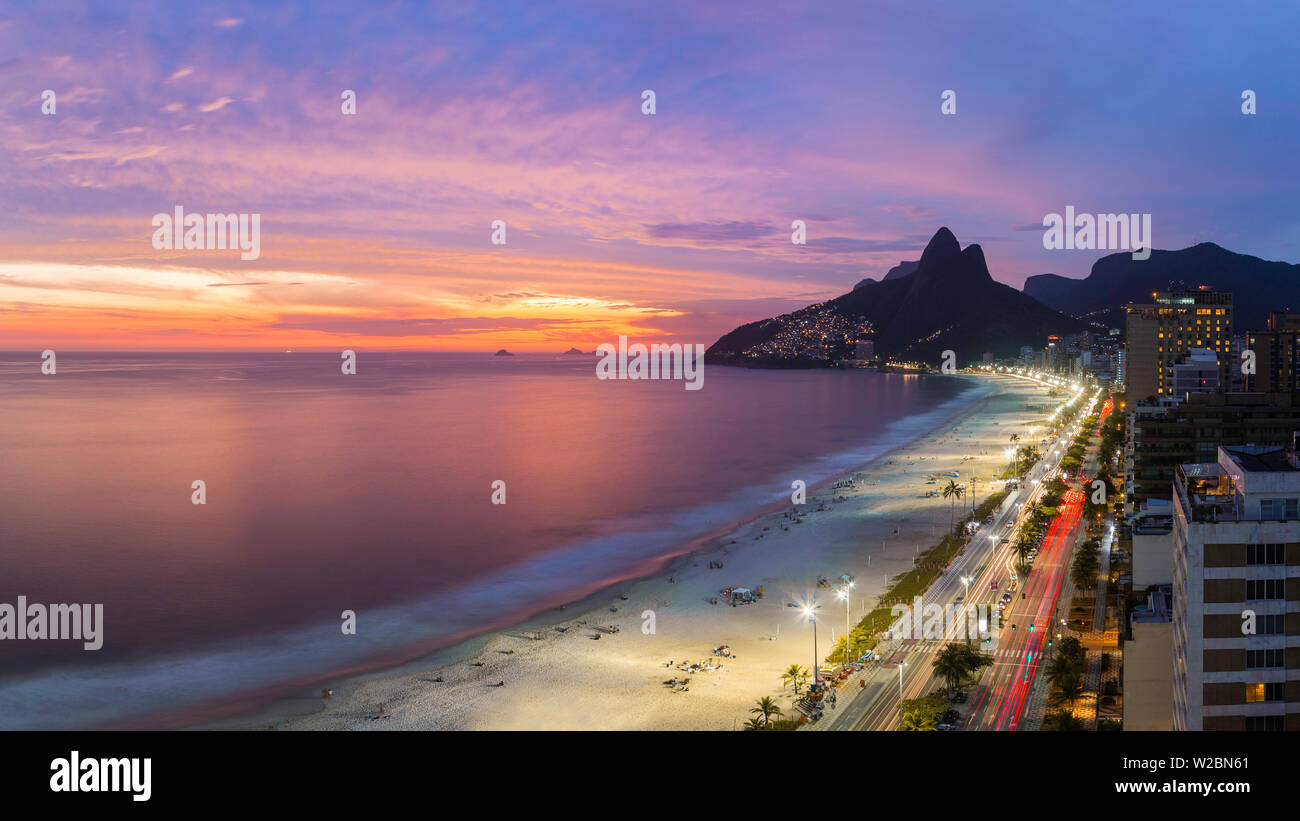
0 352 983 728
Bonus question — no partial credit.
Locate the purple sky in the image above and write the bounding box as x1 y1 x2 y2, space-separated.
2 1 1297 349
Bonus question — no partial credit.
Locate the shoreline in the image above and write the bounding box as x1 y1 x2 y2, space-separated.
216 373 1051 731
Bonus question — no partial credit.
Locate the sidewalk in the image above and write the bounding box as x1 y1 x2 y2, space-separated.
1092 525 1113 631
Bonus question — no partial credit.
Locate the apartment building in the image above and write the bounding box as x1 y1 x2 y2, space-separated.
1125 391 1300 507
1244 312 1300 393
1171 348 1220 399
1171 444 1300 731
1124 287 1233 402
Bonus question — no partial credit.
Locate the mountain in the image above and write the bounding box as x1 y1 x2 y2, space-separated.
1019 273 1077 308
707 227 1089 367
493 349 514 356
1023 243 1300 330
562 347 589 355
884 260 920 281
854 259 918 290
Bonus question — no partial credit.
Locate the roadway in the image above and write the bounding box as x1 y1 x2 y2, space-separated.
824 378 1101 731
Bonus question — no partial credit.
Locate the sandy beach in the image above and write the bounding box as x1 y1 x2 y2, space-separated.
237 373 1053 731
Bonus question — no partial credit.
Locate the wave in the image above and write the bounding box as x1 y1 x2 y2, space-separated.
0 376 991 729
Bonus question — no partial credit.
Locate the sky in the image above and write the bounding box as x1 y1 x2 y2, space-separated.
2 0 1298 351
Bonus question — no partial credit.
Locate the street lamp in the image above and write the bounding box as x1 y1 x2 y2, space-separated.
898 660 907 699
960 576 972 643
837 582 854 661
803 605 820 685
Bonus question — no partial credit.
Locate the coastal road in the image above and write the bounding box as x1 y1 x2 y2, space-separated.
964 490 1083 730
961 396 1103 729
824 385 1098 731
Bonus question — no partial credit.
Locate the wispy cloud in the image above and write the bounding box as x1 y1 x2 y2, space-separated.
197 96 236 112
0 0 1297 349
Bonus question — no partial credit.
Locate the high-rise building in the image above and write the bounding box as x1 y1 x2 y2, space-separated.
1124 287 1233 402
1125 391 1300 507
1244 312 1300 393
1171 443 1300 731
1228 334 1250 392
1170 348 1220 399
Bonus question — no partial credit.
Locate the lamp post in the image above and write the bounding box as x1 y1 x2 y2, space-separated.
898 660 908 700
838 582 854 661
803 606 820 685
961 576 972 643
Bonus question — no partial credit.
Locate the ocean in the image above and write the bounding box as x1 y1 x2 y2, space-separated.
0 352 985 728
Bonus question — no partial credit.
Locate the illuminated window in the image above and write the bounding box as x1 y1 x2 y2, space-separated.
1247 682 1284 702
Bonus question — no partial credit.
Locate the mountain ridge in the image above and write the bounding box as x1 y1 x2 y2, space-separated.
707 227 1089 367
1023 243 1300 329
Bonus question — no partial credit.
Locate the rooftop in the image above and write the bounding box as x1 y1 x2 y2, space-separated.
1222 444 1298 473
1176 444 1300 523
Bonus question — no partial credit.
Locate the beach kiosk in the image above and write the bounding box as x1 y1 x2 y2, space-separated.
728 587 755 605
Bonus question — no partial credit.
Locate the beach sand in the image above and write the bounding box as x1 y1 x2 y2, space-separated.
241 374 1053 730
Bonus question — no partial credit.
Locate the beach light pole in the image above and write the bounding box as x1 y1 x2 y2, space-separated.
838 582 854 661
803 606 820 684
960 576 972 644
898 660 907 699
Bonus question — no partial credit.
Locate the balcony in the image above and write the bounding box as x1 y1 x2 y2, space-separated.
1174 462 1239 523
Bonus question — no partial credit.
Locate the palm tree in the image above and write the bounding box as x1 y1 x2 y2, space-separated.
1045 652 1080 688
942 480 964 535
1015 445 1041 477
958 642 993 681
932 643 969 695
1056 636 1084 665
781 664 810 694
1050 674 1086 711
1041 711 1084 731
780 664 799 693
899 707 936 731
932 642 993 695
1071 548 1101 590
743 717 765 731
1013 533 1035 565
750 696 782 727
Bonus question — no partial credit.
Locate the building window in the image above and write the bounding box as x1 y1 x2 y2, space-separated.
1245 649 1284 669
1259 498 1300 520
1259 614 1284 634
1245 579 1284 600
1246 543 1285 564
1246 715 1284 731
1244 682 1286 702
